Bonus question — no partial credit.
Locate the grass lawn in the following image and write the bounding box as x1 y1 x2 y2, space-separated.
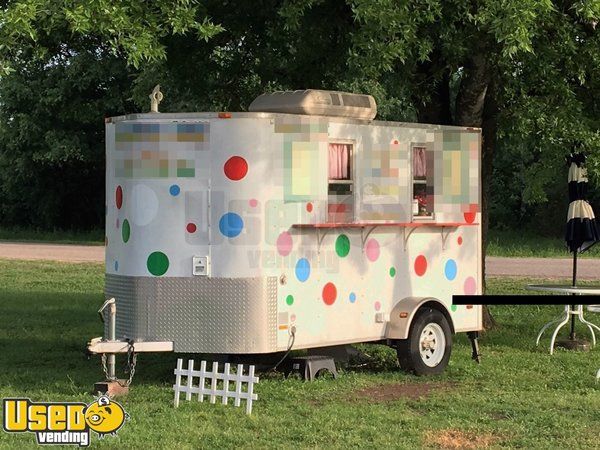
487 229 600 258
1 260 600 449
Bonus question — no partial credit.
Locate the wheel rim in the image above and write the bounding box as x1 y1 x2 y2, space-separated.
419 323 446 367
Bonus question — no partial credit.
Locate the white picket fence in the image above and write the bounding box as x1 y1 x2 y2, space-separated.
173 359 259 414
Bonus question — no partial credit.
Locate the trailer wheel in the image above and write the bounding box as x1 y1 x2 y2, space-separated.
396 307 452 376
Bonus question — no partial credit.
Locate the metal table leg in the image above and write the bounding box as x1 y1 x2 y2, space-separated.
577 306 600 347
536 310 569 346
549 307 572 355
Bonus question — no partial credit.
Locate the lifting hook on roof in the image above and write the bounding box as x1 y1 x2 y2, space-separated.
149 84 163 113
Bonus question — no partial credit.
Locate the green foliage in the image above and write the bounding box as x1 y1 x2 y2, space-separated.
0 0 599 232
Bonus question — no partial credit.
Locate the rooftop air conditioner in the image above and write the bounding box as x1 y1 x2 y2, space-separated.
248 89 377 121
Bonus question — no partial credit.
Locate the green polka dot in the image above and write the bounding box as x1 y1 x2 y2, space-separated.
451 304 457 312
335 234 350 257
147 251 169 276
389 267 396 277
122 219 130 243
286 295 294 306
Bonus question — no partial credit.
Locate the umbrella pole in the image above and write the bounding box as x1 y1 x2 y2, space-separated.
570 250 577 340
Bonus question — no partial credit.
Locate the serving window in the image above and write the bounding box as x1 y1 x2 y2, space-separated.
412 145 434 218
328 142 354 222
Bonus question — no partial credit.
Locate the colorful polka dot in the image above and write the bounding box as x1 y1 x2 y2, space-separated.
276 232 293 256
219 212 244 238
122 219 130 243
374 301 381 311
464 276 477 295
365 239 380 262
335 234 350 257
389 267 396 277
414 255 427 276
295 258 310 282
458 236 463 245
349 292 357 303
306 202 313 213
115 186 123 209
224 156 248 181
131 184 158 226
464 212 476 224
249 198 258 208
286 294 294 306
444 259 457 281
290 313 296 322
169 184 180 196
147 251 169 276
186 223 197 233
322 283 337 305
451 304 457 312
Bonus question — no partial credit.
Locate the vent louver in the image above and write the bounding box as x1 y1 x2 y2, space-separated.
248 89 377 121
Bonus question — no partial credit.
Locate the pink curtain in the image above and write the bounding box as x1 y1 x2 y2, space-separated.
329 143 350 179
413 147 427 177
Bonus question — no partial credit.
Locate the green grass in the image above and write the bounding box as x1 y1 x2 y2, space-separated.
1 260 599 448
0 227 104 246
487 229 600 258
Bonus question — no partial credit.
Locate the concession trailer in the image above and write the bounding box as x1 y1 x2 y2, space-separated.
88 89 483 377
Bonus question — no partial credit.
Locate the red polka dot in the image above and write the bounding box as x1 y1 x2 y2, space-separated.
464 212 476 224
458 236 463 245
224 156 248 181
393 140 398 144
306 202 313 213
186 223 197 233
116 186 123 209
414 255 427 276
322 282 337 305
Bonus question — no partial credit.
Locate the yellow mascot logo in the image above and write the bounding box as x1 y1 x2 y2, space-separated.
84 396 127 437
3 396 128 446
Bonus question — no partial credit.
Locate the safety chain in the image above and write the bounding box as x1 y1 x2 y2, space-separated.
100 340 138 387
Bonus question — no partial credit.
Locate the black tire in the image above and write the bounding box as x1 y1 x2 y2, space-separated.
396 307 452 376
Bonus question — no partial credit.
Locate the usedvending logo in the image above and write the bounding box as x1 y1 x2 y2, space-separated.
3 396 128 447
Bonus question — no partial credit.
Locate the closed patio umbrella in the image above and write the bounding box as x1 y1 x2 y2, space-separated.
564 151 600 342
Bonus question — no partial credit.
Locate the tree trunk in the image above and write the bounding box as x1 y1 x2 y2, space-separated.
453 50 498 329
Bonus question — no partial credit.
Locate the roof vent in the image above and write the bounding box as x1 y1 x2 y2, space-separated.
248 89 377 120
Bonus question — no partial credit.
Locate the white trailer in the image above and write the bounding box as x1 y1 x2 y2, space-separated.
90 89 482 376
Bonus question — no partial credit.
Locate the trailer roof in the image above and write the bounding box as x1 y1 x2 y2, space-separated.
106 112 481 132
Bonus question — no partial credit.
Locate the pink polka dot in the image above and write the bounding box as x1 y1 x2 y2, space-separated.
276 231 293 256
249 199 258 208
365 239 380 262
290 314 296 322
414 255 427 276
464 277 477 295
374 301 381 311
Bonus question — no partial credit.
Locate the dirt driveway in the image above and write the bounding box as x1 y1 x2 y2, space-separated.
0 242 599 279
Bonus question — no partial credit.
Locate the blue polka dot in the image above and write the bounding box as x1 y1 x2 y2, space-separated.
349 292 356 303
444 259 457 281
219 212 244 238
114 261 119 271
169 185 180 196
295 258 310 282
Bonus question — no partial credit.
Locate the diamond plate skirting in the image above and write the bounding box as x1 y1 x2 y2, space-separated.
105 275 278 353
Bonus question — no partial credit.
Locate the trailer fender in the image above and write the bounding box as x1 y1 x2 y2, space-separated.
385 297 455 340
